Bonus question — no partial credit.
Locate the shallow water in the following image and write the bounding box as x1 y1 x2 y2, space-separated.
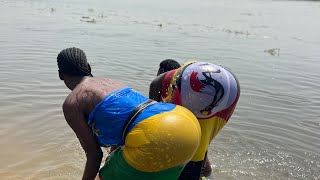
0 0 319 179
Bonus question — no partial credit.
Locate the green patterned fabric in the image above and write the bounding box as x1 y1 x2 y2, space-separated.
99 148 186 180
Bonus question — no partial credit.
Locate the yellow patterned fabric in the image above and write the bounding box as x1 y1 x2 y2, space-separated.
122 105 201 172
191 116 226 161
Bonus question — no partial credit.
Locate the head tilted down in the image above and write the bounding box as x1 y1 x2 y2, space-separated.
57 47 93 89
157 59 181 76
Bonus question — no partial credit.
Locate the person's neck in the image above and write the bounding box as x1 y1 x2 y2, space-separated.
65 76 88 90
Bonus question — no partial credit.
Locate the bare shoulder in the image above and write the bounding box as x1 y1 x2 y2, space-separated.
63 77 126 115
62 91 80 114
149 73 166 101
62 81 96 116
86 77 126 93
150 73 166 87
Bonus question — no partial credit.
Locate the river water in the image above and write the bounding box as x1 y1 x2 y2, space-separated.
0 0 319 179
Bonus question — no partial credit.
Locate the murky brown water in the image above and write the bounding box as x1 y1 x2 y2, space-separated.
0 0 319 179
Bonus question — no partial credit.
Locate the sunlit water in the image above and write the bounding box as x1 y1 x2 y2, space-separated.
0 0 319 179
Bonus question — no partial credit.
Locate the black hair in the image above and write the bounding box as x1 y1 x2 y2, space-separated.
157 59 180 76
57 47 93 77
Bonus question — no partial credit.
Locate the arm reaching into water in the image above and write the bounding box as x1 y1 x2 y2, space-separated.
63 97 103 180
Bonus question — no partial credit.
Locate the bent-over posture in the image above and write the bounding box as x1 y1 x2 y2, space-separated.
57 48 201 180
150 60 240 180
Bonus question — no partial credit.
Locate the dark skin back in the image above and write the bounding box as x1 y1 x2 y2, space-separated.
61 73 125 180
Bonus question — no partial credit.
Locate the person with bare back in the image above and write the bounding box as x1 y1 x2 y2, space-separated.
56 48 201 180
149 59 241 180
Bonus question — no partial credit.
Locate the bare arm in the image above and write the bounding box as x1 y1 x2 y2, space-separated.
149 73 165 102
63 98 103 180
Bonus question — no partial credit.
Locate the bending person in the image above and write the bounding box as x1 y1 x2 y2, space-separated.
149 60 240 180
57 48 201 180
154 59 216 177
